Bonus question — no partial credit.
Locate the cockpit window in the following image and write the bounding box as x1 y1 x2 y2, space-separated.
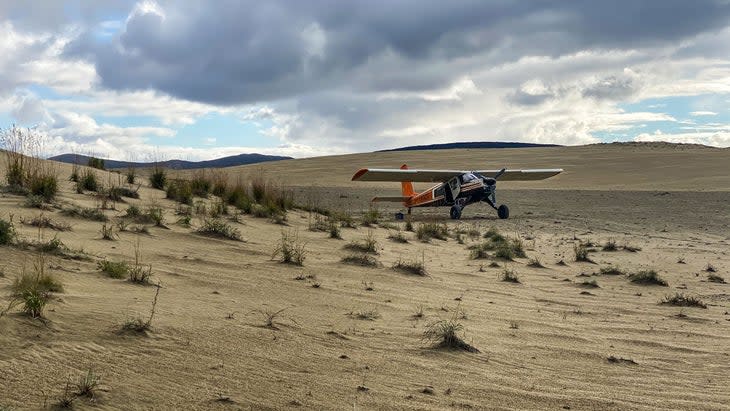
460 173 477 183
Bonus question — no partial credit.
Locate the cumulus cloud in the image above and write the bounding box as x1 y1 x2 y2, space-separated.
3 0 730 157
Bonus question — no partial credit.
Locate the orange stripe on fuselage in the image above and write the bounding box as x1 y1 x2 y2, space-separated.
404 181 484 208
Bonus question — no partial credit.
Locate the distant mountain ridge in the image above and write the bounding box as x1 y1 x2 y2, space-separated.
379 142 561 152
48 153 292 170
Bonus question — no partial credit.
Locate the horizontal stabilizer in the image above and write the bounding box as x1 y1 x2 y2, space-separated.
372 196 411 202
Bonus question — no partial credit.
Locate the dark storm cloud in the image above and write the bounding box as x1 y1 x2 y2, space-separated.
64 0 730 105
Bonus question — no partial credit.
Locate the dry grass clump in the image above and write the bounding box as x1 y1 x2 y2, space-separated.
469 233 526 261
392 255 427 276
580 279 600 288
99 223 118 240
416 222 448 242
20 214 72 231
704 263 717 273
660 293 707 308
272 229 307 266
341 253 380 267
61 205 108 222
197 218 242 241
526 257 545 268
500 269 520 283
602 239 618 251
628 270 668 286
350 308 381 320
423 317 480 353
165 179 194 205
361 207 380 227
8 256 62 318
707 273 726 283
98 260 129 279
387 230 409 243
128 239 152 284
344 230 378 254
149 166 167 190
599 266 624 275
574 243 594 263
120 283 161 334
1 126 59 201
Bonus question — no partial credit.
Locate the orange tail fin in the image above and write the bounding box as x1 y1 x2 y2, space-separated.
400 164 416 197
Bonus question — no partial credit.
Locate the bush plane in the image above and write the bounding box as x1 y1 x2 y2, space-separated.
351 165 563 219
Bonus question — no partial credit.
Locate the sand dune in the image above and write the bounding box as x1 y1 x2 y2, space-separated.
1 144 729 410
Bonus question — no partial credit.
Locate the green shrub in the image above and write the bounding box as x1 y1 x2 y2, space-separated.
150 167 167 190
98 260 129 279
87 157 105 170
80 169 99 191
28 174 58 202
190 172 211 197
126 167 136 184
0 219 15 245
165 180 193 205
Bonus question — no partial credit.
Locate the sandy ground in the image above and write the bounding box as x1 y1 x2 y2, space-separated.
1 145 729 410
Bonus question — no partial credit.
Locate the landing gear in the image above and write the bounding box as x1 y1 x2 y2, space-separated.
497 204 509 219
449 205 462 220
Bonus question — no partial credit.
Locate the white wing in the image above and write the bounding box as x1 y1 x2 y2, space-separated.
352 168 562 182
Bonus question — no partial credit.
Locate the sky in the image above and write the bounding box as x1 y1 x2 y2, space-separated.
1 0 730 160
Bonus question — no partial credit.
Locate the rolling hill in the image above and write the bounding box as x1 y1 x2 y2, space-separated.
48 152 292 170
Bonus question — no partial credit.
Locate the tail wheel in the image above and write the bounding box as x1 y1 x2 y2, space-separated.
450 205 462 220
497 204 509 219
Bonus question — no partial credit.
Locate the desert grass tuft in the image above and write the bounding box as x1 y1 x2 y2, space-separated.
704 263 717 273
98 260 129 279
580 279 600 288
387 230 409 243
21 214 71 231
599 266 624 275
574 243 594 263
628 270 667 286
343 230 378 253
416 222 448 242
128 238 152 284
423 317 479 353
341 253 380 267
272 229 306 266
0 217 16 245
500 269 520 283
61 205 108 222
392 254 427 276
149 166 167 190
360 207 380 227
120 282 161 333
350 308 380 320
526 257 545 268
602 239 618 251
660 293 707 308
197 218 242 241
707 273 725 283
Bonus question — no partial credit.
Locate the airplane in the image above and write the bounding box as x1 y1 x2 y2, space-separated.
351 164 563 220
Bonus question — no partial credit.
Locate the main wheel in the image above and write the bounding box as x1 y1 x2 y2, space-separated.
497 204 509 219
449 205 462 220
